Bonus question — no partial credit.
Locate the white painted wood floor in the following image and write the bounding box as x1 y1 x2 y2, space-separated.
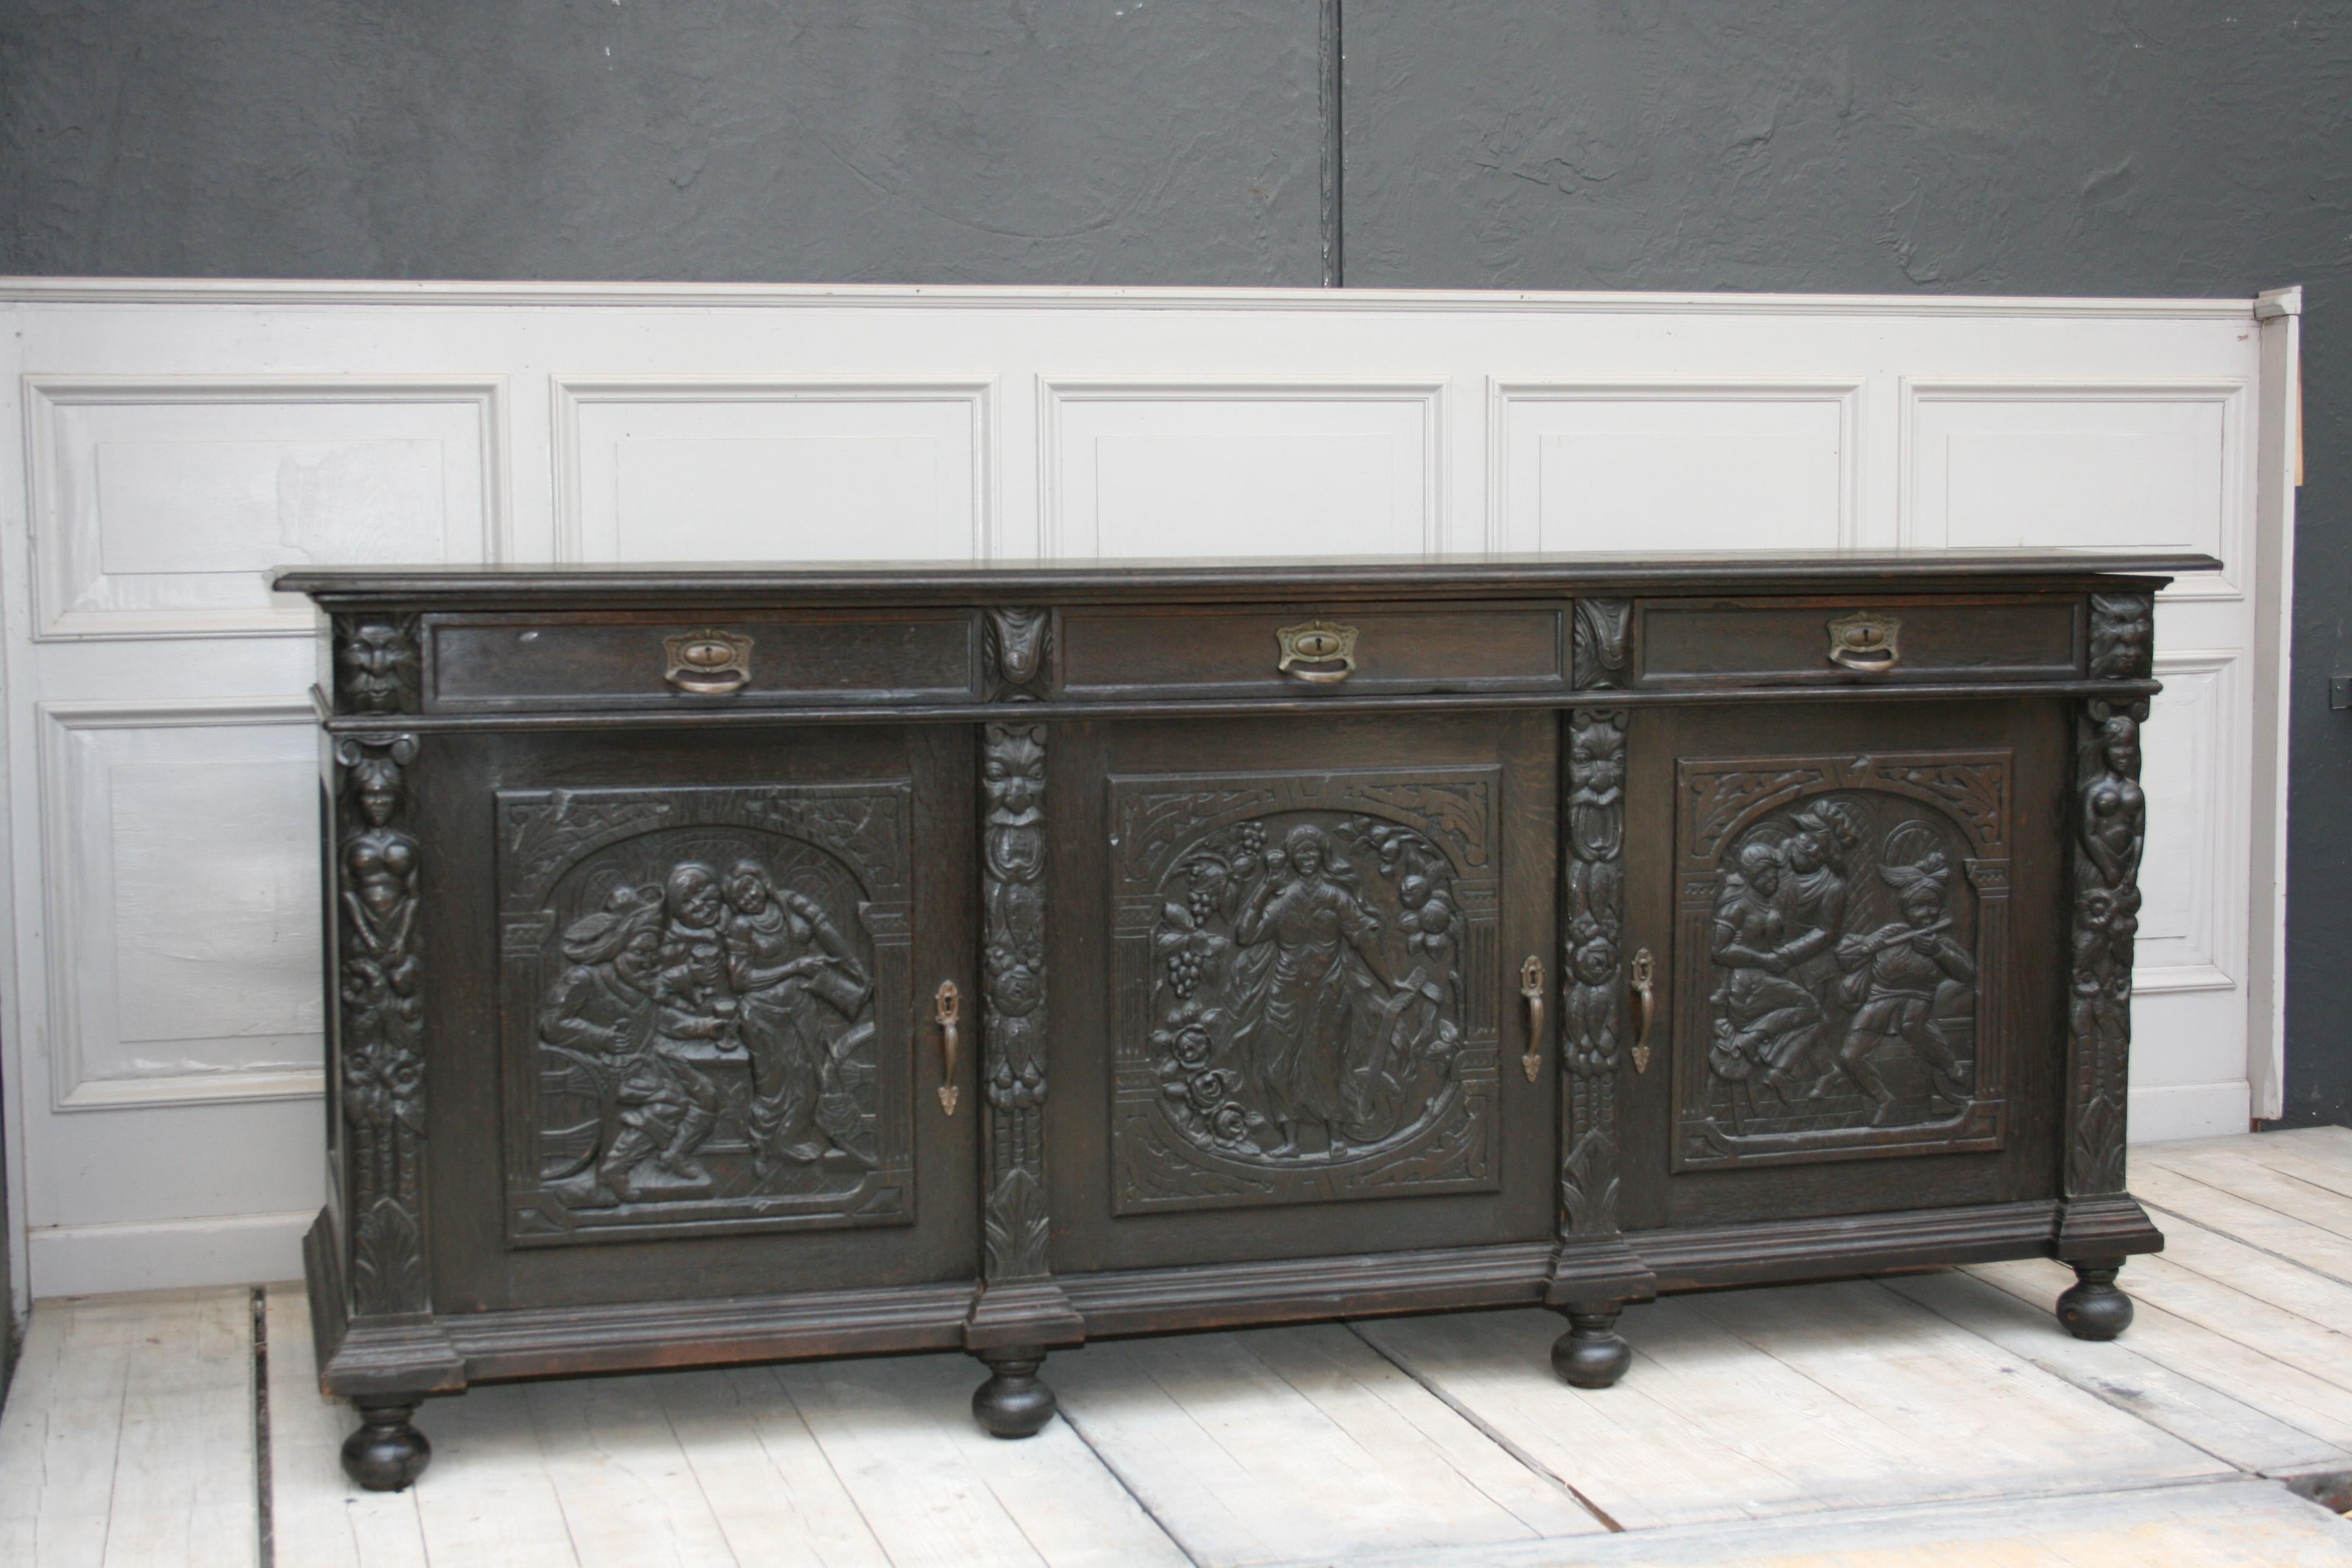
9 1129 2352 1567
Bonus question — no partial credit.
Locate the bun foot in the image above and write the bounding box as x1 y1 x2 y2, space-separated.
2057 1261 2134 1341
972 1348 1057 1438
1550 1305 1633 1389
342 1397 431 1491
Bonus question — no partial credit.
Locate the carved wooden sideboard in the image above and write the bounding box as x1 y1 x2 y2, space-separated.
281 552 2197 1490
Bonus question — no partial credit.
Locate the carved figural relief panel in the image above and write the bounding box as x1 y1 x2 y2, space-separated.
498 783 913 1243
1108 768 1501 1213
1673 752 2013 1169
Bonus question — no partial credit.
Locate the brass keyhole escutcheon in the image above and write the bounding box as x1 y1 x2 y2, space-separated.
1826 612 1901 674
1276 619 1360 684
663 629 754 694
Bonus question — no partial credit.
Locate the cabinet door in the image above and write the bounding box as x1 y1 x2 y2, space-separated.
1619 700 2071 1230
420 724 979 1313
1049 712 1558 1272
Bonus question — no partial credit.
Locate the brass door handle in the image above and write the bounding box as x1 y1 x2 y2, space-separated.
1277 619 1359 684
664 629 753 694
934 981 961 1115
1519 955 1544 1083
1628 949 1655 1074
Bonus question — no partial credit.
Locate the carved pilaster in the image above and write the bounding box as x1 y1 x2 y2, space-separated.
333 613 422 715
1547 707 1654 1308
333 733 431 1318
985 609 1053 703
970 722 1082 1349
2059 589 2162 1260
1571 599 1632 691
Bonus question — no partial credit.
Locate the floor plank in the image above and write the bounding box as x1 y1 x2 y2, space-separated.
403 1382 591 1568
1886 1268 2352 1475
2137 1142 2352 1243
1358 1280 2225 1532
1293 1478 2352 1568
0 1291 125 1567
2138 1206 2352 1340
0 1289 258 1568
1050 1322 1603 1566
1967 1256 2352 1450
772 1349 1194 1568
2132 1163 2352 1287
263 1284 430 1568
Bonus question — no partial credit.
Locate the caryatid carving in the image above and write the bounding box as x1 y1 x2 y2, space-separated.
335 733 430 1317
2066 698 2147 1198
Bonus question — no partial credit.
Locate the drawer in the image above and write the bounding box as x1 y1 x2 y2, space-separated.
424 610 982 711
1633 596 2083 688
1056 603 1569 699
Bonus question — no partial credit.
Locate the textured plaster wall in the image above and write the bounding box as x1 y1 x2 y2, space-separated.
0 0 1322 283
0 1 2346 1125
1344 1 2352 1125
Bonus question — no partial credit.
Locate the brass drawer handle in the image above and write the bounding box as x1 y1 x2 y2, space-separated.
1826 612 1901 673
1628 948 1655 1074
934 981 961 1116
664 629 753 695
1520 955 1545 1083
1277 619 1358 684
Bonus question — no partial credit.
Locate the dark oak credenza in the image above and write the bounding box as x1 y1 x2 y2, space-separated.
278 552 2198 1490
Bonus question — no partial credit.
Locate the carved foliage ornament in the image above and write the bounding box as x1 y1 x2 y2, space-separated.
981 724 1053 1279
1572 599 1632 691
1559 708 1628 1236
335 733 430 1316
986 609 1053 702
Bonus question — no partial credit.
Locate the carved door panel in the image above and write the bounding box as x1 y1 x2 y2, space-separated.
1618 701 2071 1231
421 724 979 1313
1050 713 1558 1273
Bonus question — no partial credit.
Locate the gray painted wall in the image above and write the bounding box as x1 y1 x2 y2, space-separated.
0 1 2345 1128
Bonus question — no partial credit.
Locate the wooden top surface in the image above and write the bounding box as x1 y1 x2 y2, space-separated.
276 549 2213 607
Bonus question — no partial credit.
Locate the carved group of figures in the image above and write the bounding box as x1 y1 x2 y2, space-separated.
535 849 878 1209
1148 812 1467 1163
1705 795 1980 1133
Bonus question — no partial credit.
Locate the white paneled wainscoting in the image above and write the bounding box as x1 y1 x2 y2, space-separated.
0 279 2302 1303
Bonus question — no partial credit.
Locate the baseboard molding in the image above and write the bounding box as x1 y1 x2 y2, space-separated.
2129 1080 2254 1144
27 1210 312 1298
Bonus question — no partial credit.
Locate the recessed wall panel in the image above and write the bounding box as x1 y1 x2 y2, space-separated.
557 379 990 562
1494 384 1858 554
28 379 501 638
1047 382 1441 557
2135 652 2242 992
42 704 323 1107
1904 383 2244 594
